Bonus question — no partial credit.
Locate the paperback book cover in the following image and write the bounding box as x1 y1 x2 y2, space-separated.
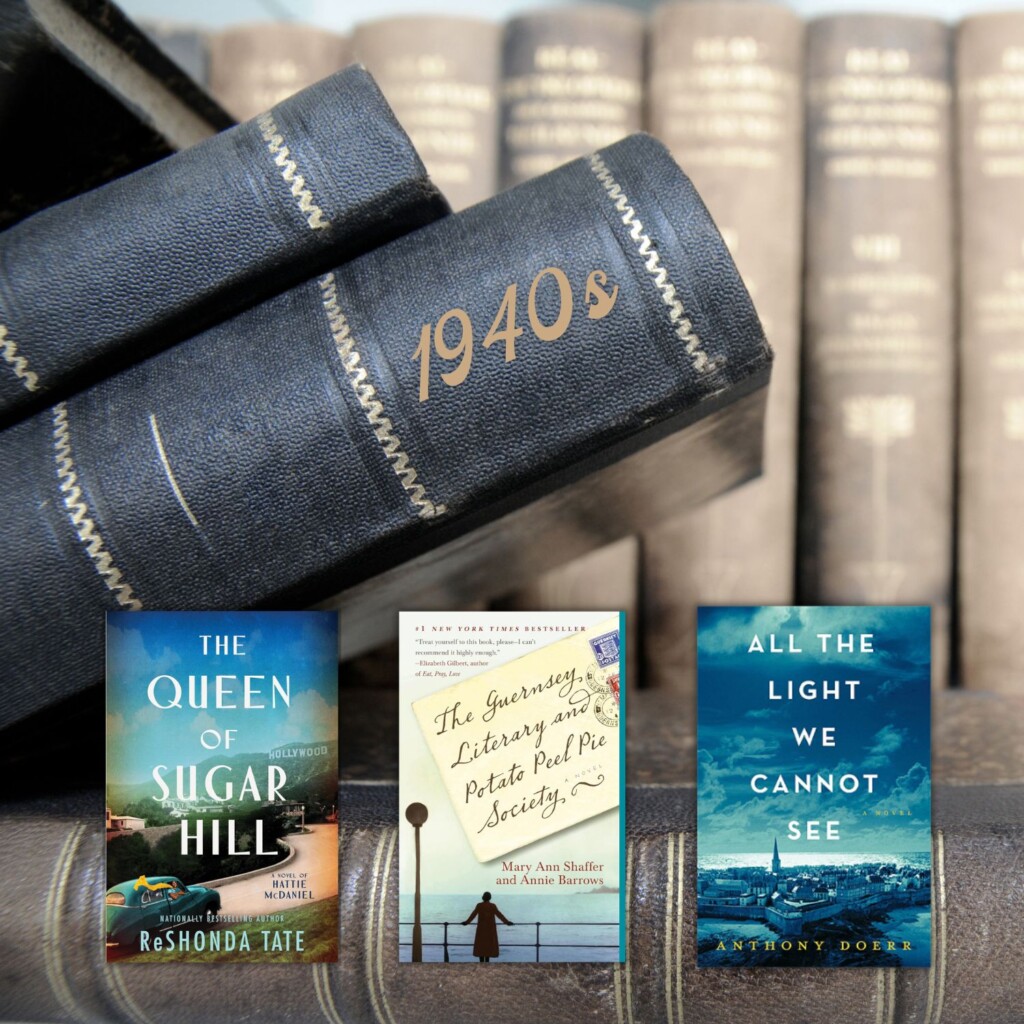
399 611 625 963
696 606 931 967
105 611 339 963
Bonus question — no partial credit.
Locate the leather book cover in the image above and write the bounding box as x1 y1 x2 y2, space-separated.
500 5 644 188
399 611 624 962
2 689 1022 1021
0 133 771 731
643 1 805 700
0 65 450 421
956 12 1024 694
800 16 955 689
207 22 350 123
352 16 501 212
696 606 931 967
0 0 232 229
105 610 339 962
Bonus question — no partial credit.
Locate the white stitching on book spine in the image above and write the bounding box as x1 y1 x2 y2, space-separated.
0 323 40 392
52 402 143 609
588 153 723 374
257 111 331 231
319 274 447 520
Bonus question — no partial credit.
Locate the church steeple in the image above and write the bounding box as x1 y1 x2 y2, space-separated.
772 836 781 875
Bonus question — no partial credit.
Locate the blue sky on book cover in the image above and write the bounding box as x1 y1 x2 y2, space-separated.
697 605 931 968
105 610 338 963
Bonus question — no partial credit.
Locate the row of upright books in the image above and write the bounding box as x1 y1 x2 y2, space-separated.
149 1 1020 699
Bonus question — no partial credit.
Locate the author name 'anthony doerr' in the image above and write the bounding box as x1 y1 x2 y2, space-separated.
713 937 913 953
696 607 932 969
106 611 339 964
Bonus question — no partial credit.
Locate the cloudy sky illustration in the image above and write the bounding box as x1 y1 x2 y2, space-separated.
697 606 931 858
107 611 338 785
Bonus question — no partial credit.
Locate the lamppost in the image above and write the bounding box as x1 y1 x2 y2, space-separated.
405 802 428 962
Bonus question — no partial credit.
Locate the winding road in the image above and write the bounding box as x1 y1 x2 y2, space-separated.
213 823 338 915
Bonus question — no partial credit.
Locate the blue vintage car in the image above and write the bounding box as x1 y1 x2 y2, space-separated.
105 875 221 949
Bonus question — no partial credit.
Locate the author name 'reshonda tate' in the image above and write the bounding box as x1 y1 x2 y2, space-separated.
139 928 304 952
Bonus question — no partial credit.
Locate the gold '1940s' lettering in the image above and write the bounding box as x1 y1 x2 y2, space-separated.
413 267 619 402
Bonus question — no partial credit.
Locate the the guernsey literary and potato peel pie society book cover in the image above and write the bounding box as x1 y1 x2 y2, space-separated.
696 606 931 968
399 611 625 963
105 611 339 963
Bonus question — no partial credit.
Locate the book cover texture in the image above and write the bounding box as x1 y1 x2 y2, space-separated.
697 606 931 967
399 611 625 963
105 611 338 962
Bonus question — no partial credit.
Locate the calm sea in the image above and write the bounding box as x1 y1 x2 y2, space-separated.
398 893 620 963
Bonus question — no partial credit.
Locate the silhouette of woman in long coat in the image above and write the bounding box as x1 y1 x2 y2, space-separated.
463 891 513 962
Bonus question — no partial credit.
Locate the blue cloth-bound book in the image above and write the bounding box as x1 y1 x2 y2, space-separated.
0 133 772 728
0 63 450 421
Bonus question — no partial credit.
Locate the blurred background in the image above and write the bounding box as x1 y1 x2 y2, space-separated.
122 0 1024 28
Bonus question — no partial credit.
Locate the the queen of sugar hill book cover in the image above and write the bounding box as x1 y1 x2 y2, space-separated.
696 605 931 968
105 611 339 963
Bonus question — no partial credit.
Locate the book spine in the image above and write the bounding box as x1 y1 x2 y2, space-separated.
207 23 351 123
4 780 1021 1022
352 16 502 213
642 1 805 697
800 16 955 688
956 13 1024 694
0 65 449 421
499 5 644 188
0 134 770 730
0 0 231 229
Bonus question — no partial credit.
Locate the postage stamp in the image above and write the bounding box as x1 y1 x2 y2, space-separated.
589 629 620 669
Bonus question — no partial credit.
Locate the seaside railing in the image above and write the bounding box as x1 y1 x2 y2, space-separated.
398 921 620 962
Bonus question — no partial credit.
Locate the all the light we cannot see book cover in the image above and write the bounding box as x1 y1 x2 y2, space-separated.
697 605 931 968
399 611 625 963
105 611 339 963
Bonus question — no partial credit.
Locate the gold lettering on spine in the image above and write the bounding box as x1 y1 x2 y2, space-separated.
808 42 949 375
587 153 720 373
318 274 447 519
376 56 494 189
0 324 39 392
809 50 949 179
51 402 142 609
651 41 799 174
504 36 642 181
963 46 1024 418
962 45 1024 178
256 112 331 230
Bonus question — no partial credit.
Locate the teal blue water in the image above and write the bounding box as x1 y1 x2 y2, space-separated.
398 893 619 962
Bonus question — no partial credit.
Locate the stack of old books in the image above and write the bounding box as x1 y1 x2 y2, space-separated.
1 2 1021 1022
